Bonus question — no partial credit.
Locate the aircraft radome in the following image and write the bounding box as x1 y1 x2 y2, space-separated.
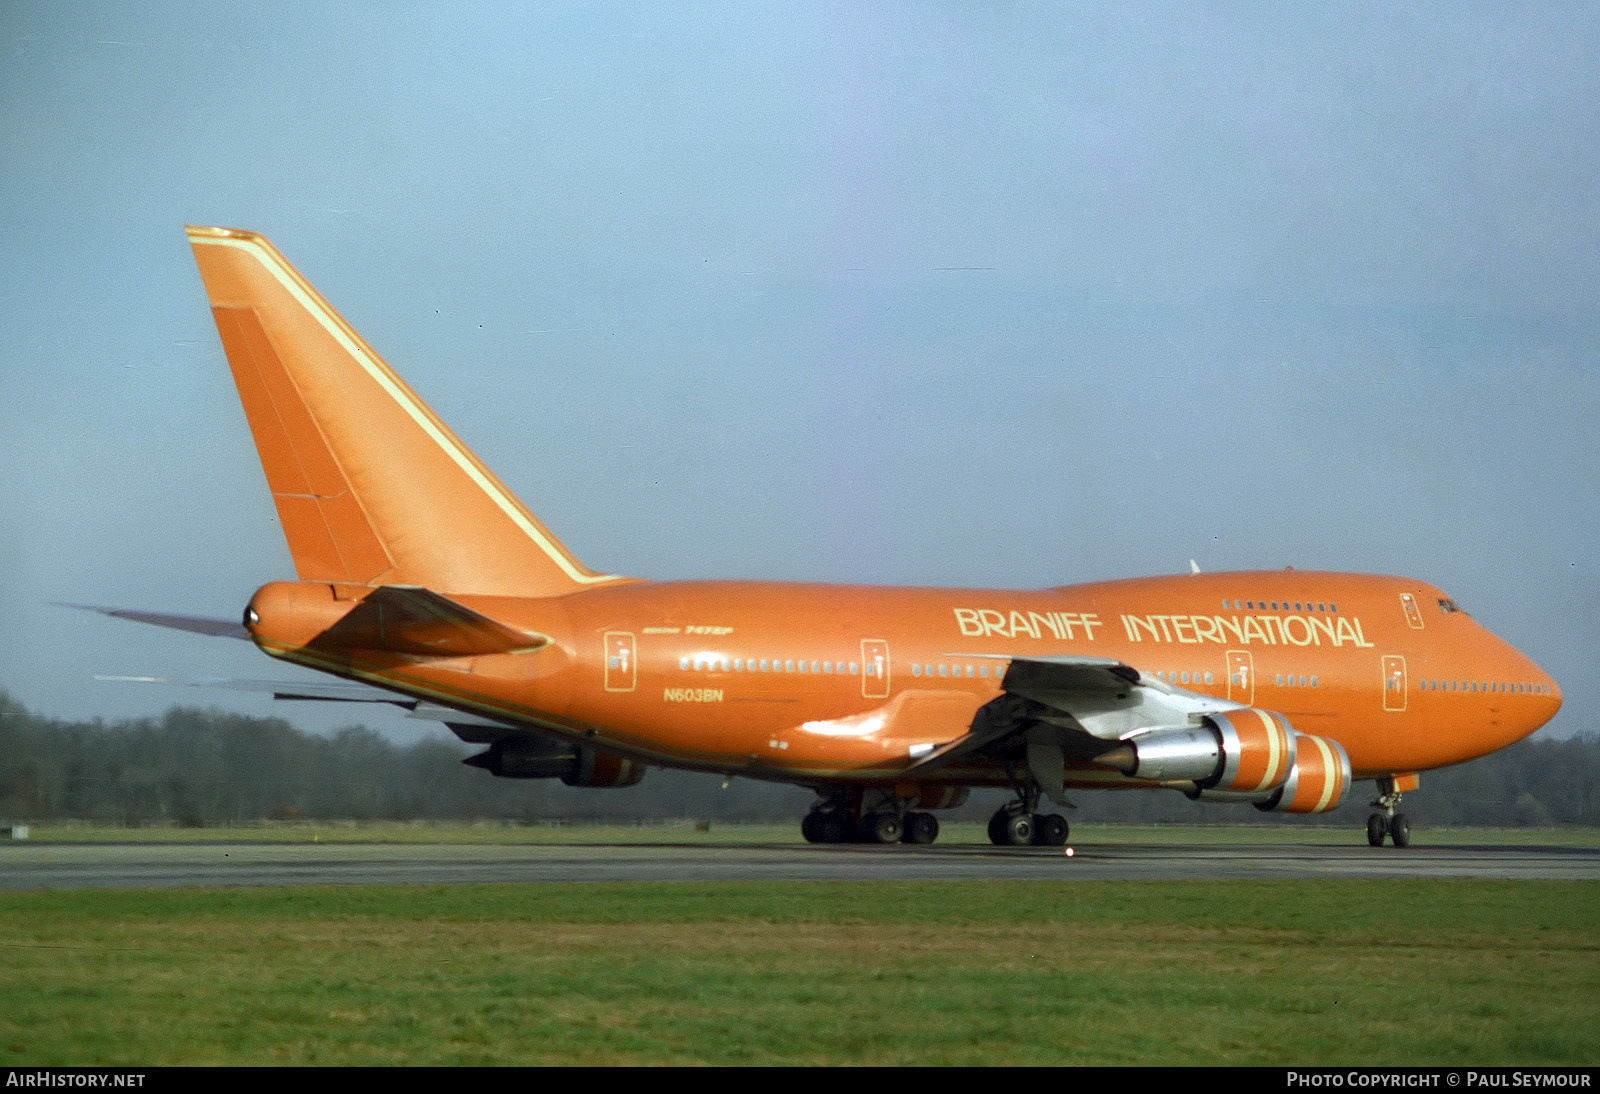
81 226 1564 849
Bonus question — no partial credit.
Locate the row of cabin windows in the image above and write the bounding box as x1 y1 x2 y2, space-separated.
910 663 992 679
1221 599 1338 613
1419 678 1550 696
681 656 866 676
1157 669 1320 688
678 656 987 680
676 656 1546 698
1155 670 1215 686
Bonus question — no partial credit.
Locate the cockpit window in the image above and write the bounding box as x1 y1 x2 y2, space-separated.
1438 598 1464 614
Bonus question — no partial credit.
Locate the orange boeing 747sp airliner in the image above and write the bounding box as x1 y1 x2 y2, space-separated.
91 226 1563 849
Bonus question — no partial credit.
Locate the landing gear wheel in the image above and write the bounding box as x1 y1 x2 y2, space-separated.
903 812 939 845
987 807 1010 846
1003 812 1034 846
1369 777 1413 849
802 812 822 843
1034 813 1070 846
859 812 902 844
814 810 850 844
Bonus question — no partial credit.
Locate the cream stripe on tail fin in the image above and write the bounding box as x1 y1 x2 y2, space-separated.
187 226 628 598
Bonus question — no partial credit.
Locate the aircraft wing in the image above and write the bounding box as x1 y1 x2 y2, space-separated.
97 673 411 703
900 654 1242 803
95 673 523 733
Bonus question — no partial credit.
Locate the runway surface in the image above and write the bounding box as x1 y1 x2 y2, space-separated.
3 839 1596 889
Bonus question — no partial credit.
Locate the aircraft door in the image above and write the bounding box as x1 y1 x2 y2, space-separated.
604 632 636 692
1382 654 1407 712
1226 650 1255 706
860 639 890 699
1400 593 1425 629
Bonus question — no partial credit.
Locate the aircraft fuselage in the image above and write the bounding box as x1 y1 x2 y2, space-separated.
246 569 1560 788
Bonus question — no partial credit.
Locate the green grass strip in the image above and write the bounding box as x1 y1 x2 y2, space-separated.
1 880 1595 1065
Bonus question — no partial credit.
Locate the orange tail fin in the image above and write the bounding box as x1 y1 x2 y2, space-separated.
186 226 626 598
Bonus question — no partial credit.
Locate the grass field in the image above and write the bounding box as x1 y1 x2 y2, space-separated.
1 876 1596 1065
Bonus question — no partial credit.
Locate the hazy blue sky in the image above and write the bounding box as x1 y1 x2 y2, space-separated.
2 2 1596 741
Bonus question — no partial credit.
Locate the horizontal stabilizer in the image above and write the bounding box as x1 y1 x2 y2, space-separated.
60 603 249 639
309 585 550 657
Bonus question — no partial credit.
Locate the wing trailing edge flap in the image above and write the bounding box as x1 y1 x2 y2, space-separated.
308 585 549 657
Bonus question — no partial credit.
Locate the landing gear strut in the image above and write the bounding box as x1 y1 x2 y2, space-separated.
1366 778 1412 848
988 766 1070 847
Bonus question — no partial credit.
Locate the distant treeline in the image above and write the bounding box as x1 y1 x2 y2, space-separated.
0 690 1594 827
0 691 811 826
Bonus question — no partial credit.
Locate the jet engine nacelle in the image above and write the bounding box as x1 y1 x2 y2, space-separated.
1100 707 1296 792
1187 732 1352 814
465 737 647 787
1253 732 1352 814
565 747 647 788
1102 706 1352 814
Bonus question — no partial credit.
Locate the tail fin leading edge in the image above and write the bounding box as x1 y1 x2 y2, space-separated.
186 226 624 598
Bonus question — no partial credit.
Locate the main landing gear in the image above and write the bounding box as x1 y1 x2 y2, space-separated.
1366 779 1412 848
987 772 1070 847
800 789 942 845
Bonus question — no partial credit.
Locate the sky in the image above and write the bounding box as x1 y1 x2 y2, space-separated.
2 2 1597 742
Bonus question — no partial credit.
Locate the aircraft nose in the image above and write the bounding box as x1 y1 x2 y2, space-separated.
1515 647 1563 736
1539 663 1563 716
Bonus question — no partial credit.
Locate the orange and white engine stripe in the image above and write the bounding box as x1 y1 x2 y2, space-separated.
1208 708 1295 793
1264 733 1352 814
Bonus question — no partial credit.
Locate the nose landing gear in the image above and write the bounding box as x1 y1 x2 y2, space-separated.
1366 777 1412 847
